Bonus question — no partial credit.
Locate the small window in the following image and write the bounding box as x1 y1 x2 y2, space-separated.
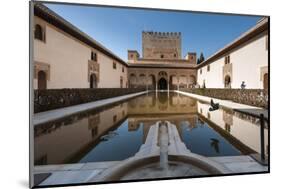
174 54 177 58
207 65 210 72
91 51 97 61
200 69 202 74
122 66 124 72
35 24 43 41
113 62 117 69
225 55 230 64
161 54 164 58
130 54 134 58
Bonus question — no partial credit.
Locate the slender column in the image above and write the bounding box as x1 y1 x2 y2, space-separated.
155 76 158 94
177 76 179 91
167 75 170 92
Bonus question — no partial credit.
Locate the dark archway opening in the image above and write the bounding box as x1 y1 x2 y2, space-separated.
224 75 231 88
38 70 47 90
158 78 167 90
90 74 97 88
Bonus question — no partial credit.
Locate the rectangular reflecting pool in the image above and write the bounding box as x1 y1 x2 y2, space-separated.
34 92 268 165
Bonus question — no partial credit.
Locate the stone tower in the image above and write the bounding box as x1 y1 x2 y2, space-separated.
142 31 182 59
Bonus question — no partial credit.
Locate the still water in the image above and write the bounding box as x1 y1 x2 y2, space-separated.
34 92 268 165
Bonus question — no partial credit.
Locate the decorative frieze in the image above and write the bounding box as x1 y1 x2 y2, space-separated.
34 61 50 80
88 60 99 82
223 63 232 83
260 66 268 81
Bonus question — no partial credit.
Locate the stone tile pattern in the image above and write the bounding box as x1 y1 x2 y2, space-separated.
35 162 119 186
34 88 146 113
210 156 268 173
181 88 268 109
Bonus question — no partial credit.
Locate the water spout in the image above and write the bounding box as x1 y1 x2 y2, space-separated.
159 122 169 170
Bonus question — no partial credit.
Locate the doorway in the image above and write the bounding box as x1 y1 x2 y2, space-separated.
263 73 268 90
38 70 47 89
158 78 167 90
90 74 97 88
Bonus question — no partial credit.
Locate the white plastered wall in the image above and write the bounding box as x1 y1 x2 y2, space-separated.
197 31 268 89
33 16 127 89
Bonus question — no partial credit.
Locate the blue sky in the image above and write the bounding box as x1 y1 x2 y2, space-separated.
45 3 261 61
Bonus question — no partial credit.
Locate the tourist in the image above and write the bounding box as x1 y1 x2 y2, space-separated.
241 81 246 89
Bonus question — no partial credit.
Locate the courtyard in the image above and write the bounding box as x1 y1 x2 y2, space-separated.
31 2 269 188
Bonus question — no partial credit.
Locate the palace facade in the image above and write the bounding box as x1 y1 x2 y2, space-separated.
33 3 269 91
127 31 197 90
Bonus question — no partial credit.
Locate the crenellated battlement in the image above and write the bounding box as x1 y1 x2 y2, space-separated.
142 31 181 37
142 31 182 59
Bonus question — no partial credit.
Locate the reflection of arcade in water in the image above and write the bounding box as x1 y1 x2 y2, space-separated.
127 92 197 114
34 92 267 166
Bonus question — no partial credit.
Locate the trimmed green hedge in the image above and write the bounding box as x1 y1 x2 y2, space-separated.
34 88 146 113
180 88 268 109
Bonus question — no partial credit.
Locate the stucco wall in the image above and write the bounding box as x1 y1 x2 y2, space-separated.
33 16 127 89
197 31 268 89
98 53 127 88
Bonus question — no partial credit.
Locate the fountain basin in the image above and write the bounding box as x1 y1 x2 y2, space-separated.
90 154 229 182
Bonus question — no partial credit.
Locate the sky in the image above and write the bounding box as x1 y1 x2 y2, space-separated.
45 3 261 61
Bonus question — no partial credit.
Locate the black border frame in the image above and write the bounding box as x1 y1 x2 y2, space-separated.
29 0 270 188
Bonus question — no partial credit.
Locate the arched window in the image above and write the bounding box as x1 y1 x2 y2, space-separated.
38 70 47 89
35 24 43 41
91 51 97 61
